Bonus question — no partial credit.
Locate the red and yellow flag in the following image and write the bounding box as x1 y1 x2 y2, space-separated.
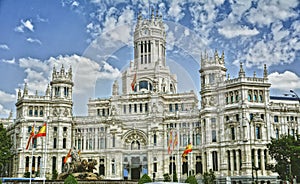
34 123 46 138
63 149 72 163
182 143 192 162
26 126 35 150
168 131 173 154
131 73 136 91
172 132 178 150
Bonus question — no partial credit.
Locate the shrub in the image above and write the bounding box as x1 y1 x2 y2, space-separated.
185 175 197 184
23 171 30 178
52 169 58 180
64 174 78 184
138 174 152 184
163 173 171 182
173 171 178 182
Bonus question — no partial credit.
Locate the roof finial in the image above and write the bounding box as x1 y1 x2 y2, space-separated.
239 62 245 78
263 64 268 79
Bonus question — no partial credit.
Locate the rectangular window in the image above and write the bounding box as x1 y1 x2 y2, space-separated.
256 126 261 139
140 103 143 112
112 135 115 148
274 115 278 122
123 105 126 114
212 130 217 142
145 103 148 112
64 87 69 96
129 104 132 113
212 151 218 171
153 162 157 172
55 87 60 96
169 104 173 112
134 104 137 113
99 159 105 175
231 127 235 140
175 103 178 111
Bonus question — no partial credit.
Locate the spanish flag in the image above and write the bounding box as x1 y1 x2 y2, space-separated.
182 143 192 162
131 73 136 91
34 123 46 138
172 132 178 150
26 126 35 150
64 149 72 163
168 131 173 154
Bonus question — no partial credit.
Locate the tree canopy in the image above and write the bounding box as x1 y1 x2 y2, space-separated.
0 123 12 174
267 135 300 182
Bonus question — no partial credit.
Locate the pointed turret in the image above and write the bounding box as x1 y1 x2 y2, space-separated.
18 88 21 99
23 83 28 96
239 62 245 78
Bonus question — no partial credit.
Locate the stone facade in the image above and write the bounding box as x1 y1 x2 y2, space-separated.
4 11 300 184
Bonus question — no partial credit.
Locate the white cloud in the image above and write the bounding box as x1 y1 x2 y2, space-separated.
18 55 121 115
1 58 15 64
218 25 259 38
246 0 299 27
0 44 9 50
72 1 79 7
26 37 42 45
0 104 11 118
168 1 185 22
0 90 15 117
21 19 34 32
0 91 16 103
269 71 300 91
15 19 34 32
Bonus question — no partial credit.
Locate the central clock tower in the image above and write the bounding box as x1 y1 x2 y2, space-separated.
133 10 166 70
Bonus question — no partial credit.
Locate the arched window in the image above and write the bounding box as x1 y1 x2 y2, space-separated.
63 138 66 149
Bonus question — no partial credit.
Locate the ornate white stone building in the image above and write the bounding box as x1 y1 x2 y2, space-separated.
5 11 300 183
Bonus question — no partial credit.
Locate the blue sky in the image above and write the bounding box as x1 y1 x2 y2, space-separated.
0 0 300 117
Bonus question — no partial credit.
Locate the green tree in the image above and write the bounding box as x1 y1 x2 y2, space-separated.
163 173 171 182
185 175 197 184
138 174 152 184
0 124 12 171
173 170 178 182
64 174 78 184
267 135 300 182
52 169 58 180
202 169 216 184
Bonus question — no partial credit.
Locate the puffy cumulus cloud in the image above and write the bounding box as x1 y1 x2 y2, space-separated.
0 44 9 50
0 104 11 118
0 91 15 103
246 0 299 27
0 91 15 117
218 25 259 38
268 71 300 91
17 55 120 115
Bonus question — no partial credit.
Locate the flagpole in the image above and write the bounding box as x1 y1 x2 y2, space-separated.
29 122 35 184
177 128 179 183
29 147 34 184
43 121 48 184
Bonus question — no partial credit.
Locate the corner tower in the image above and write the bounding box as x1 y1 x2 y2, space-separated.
50 65 73 118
